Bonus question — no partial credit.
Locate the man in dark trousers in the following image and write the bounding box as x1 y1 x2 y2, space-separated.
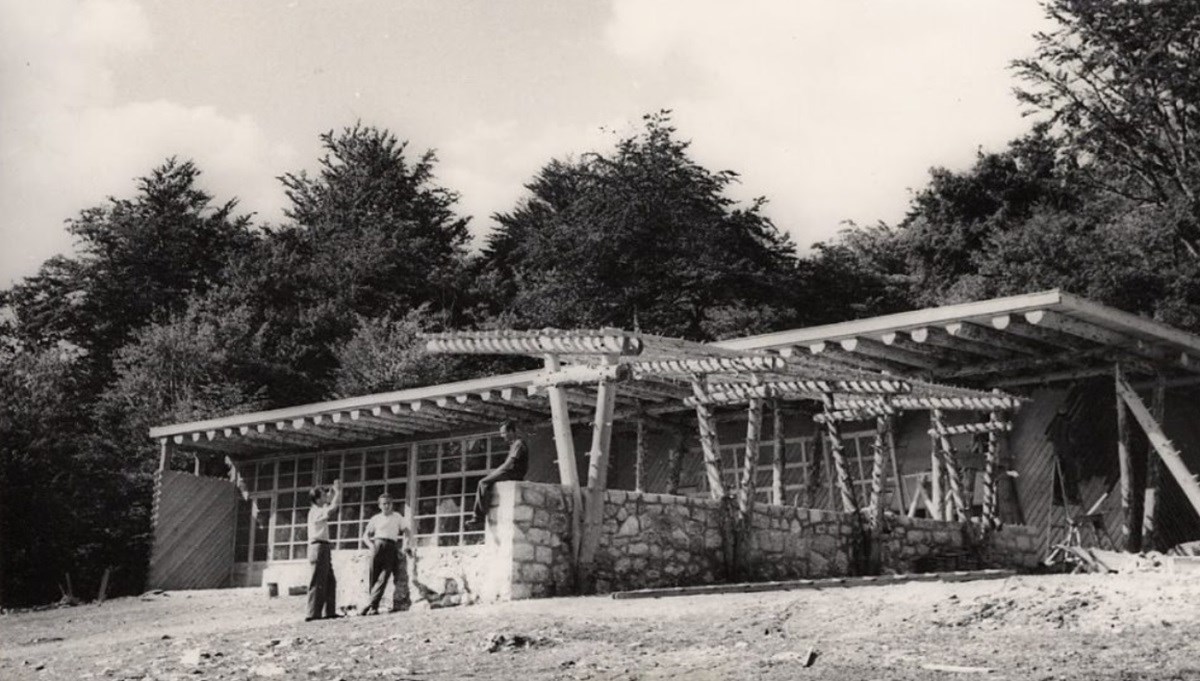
470 420 529 527
359 493 412 615
305 478 342 622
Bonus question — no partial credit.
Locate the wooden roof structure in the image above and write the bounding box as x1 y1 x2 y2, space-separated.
716 289 1200 388
150 289 1200 457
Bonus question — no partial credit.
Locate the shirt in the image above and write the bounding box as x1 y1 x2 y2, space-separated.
492 438 529 480
307 504 334 543
365 511 407 541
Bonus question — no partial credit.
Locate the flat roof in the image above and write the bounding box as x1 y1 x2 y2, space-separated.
153 290 1200 455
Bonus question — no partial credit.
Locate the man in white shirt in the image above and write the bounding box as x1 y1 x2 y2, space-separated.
360 492 412 615
305 478 342 622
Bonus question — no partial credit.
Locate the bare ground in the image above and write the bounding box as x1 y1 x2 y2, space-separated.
2 573 1199 681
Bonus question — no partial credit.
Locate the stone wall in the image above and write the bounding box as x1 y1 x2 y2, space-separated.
261 483 1043 606
504 482 860 595
877 515 1042 573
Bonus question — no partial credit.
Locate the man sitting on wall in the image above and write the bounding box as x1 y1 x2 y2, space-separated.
359 493 412 615
306 478 342 622
468 420 529 528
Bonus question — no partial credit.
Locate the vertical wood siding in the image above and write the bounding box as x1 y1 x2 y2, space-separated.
148 471 238 590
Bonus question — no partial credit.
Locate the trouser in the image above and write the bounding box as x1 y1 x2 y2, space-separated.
365 539 411 612
472 473 519 523
306 541 336 619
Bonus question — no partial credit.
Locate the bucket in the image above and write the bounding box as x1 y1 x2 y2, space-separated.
267 582 279 598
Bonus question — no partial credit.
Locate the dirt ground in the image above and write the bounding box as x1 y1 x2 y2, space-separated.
2 572 1199 681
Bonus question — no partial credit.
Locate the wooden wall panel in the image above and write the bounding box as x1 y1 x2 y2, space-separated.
148 471 238 590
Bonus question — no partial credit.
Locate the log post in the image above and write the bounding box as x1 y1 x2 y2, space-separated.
1115 371 1200 527
931 409 968 522
192 453 201 476
586 358 619 490
544 354 583 563
1115 364 1142 552
772 400 785 505
692 377 726 500
739 394 764 523
928 418 943 520
665 426 684 496
885 417 906 514
158 438 171 472
634 407 646 493
1142 374 1166 550
869 416 888 531
981 410 1001 530
821 393 860 515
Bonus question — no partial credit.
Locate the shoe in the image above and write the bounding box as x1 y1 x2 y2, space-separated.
359 608 376 617
304 616 319 622
325 614 345 619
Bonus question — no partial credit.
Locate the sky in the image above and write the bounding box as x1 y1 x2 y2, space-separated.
0 0 1050 286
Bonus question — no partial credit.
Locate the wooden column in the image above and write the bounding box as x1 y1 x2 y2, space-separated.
771 400 785 505
1115 372 1200 524
1142 375 1166 550
1115 364 1142 552
158 439 171 472
885 417 906 514
928 416 943 521
192 454 201 476
821 393 860 515
544 355 581 489
544 354 584 563
868 416 887 531
692 378 726 500
931 409 967 522
981 410 1001 530
665 427 684 496
634 410 646 493
579 357 620 589
739 395 764 522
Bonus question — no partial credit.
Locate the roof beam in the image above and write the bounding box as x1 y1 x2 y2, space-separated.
808 342 914 375
989 315 1088 350
905 326 1013 360
943 321 1047 356
837 337 940 372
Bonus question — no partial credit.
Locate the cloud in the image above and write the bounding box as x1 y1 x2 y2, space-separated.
0 0 293 284
602 0 1048 248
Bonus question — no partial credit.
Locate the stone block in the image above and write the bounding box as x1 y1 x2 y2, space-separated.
629 542 649 556
618 515 641 537
509 583 533 600
523 563 550 582
512 543 535 561
534 546 553 564
522 485 546 506
608 490 628 504
528 527 551 545
513 504 534 522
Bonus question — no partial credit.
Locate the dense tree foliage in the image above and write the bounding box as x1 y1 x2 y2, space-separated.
482 112 799 340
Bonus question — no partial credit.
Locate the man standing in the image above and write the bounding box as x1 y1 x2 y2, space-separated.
360 493 412 615
306 478 342 622
470 420 529 527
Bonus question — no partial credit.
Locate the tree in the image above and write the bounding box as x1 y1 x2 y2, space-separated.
279 123 471 319
1013 0 1200 219
482 112 798 339
2 159 252 386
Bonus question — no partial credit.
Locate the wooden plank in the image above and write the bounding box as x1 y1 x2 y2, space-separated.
990 315 1087 351
1142 375 1166 549
1026 310 1174 362
1115 365 1141 552
147 471 237 590
931 409 968 522
940 346 1112 380
821 393 860 514
1115 372 1200 523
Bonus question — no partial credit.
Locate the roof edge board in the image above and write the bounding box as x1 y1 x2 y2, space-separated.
715 290 1065 351
149 369 541 439
1057 291 1200 356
